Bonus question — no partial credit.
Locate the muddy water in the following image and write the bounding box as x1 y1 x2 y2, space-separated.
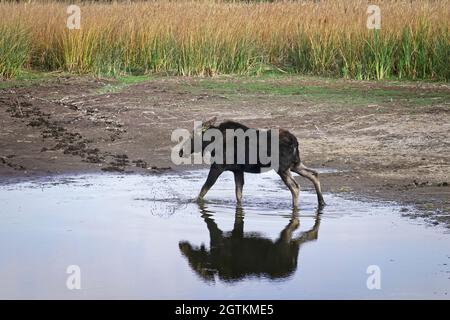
0 170 449 299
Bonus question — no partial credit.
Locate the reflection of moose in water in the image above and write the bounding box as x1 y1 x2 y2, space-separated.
179 205 321 282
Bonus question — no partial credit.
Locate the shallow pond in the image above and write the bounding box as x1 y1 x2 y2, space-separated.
0 170 449 299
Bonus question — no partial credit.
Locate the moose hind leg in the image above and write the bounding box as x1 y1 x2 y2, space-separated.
233 171 244 204
198 166 223 201
292 165 325 207
278 169 299 208
298 162 319 176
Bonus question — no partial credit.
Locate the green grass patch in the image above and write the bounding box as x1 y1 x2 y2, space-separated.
97 74 155 94
181 77 450 107
0 70 55 89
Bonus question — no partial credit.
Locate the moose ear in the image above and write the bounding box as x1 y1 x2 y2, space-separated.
202 117 217 129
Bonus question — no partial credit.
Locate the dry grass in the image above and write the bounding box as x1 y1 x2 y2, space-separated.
0 0 449 79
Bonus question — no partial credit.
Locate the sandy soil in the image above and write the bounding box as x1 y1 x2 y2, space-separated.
0 75 449 225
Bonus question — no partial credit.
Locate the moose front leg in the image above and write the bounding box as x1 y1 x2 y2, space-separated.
233 171 244 205
197 166 223 202
278 169 300 208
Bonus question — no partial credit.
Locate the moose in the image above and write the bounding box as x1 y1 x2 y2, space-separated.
179 205 321 282
178 117 325 208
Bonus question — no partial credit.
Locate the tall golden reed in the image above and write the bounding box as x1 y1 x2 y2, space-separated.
0 0 448 80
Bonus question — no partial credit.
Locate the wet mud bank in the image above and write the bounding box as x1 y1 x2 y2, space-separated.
1 76 449 225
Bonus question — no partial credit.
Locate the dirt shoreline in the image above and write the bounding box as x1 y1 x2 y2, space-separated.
1 75 449 226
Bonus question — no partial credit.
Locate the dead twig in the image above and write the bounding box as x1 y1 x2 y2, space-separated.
15 98 24 117
314 124 328 140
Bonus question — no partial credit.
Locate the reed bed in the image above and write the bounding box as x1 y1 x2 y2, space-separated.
0 0 449 80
